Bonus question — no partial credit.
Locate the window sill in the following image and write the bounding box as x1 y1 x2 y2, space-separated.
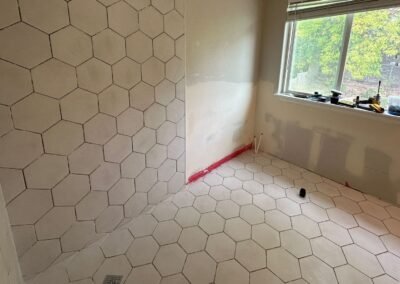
276 93 400 125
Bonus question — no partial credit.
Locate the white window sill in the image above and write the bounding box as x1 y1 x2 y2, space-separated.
276 93 400 125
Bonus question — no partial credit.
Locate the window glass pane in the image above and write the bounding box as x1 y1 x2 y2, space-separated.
342 8 400 108
288 15 346 95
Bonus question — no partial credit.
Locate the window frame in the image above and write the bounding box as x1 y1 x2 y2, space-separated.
280 12 360 97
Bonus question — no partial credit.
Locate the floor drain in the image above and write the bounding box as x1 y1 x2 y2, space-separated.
103 275 123 284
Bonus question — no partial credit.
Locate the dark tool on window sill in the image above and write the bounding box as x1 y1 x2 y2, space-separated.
299 188 306 198
354 81 385 114
330 90 355 108
310 92 328 102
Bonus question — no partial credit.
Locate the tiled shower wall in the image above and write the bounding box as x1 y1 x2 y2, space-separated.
0 0 185 278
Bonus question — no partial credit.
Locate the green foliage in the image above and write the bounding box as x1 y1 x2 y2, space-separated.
292 8 400 82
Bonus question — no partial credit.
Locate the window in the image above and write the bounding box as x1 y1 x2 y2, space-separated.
283 7 400 108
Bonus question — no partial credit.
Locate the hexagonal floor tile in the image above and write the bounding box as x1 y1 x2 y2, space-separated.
183 251 216 284
267 248 300 282
154 244 186 276
206 233 235 262
199 212 225 235
300 256 337 284
126 236 159 267
153 220 182 245
179 226 207 253
235 240 266 272
215 260 249 284
224 218 251 242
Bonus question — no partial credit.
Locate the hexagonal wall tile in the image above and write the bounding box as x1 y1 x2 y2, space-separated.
69 143 103 174
0 59 32 106
90 162 120 191
99 85 129 116
176 36 185 60
142 57 165 86
146 144 167 168
69 0 107 35
35 207 75 240
0 105 12 137
24 154 68 189
77 59 112 93
52 174 90 206
32 59 77 99
19 239 61 277
12 93 60 133
156 80 175 106
0 0 19 29
167 99 184 122
132 127 156 153
165 11 184 39
130 82 155 111
113 58 141 89
61 89 98 124
11 225 36 257
157 121 176 145
0 168 26 204
93 29 126 64
125 0 150 10
0 130 43 168
7 189 53 225
19 0 69 33
104 134 132 163
43 121 83 155
0 23 51 68
126 31 152 63
154 34 175 62
108 1 139 37
152 0 174 14
166 57 184 83
117 108 143 136
144 103 166 129
139 7 163 38
168 137 184 159
51 26 92 66
84 113 116 145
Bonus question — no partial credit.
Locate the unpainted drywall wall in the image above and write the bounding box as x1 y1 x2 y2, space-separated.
186 0 263 178
256 0 400 204
0 0 185 279
0 185 24 284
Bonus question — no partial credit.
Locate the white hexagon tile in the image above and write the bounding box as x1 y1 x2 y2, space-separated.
18 150 400 284
0 0 185 281
3 1 400 284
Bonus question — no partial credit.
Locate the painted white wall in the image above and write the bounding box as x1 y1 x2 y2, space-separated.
256 0 400 204
186 0 263 178
0 185 23 284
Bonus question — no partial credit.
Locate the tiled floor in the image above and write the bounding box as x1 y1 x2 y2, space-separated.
27 151 400 284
